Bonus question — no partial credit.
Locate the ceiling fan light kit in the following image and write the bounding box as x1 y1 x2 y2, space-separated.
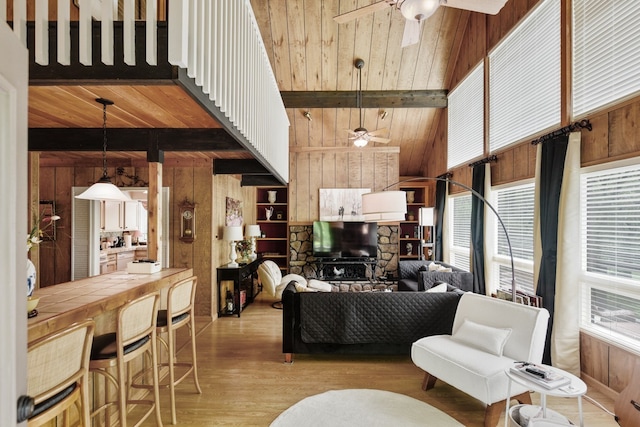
334 0 508 47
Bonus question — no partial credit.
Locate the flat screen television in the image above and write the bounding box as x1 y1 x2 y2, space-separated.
312 221 378 258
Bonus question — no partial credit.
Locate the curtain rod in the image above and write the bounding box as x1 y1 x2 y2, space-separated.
531 119 592 145
468 155 497 168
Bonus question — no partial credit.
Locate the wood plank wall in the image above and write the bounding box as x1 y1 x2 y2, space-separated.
427 0 640 392
35 160 252 318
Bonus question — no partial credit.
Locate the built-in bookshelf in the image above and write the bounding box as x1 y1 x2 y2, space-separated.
256 187 288 272
398 185 434 261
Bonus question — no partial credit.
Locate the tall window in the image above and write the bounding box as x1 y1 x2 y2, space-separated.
493 182 535 293
448 63 484 169
573 0 640 117
449 194 471 270
580 161 640 350
489 0 560 151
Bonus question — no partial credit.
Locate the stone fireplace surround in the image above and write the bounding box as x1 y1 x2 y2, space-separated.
289 225 399 291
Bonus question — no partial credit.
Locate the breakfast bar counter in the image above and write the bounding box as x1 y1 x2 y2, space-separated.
28 268 193 343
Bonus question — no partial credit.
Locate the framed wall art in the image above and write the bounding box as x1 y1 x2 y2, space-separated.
319 188 370 221
225 197 243 226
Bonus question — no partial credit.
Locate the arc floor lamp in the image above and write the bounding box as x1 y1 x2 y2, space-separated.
361 176 518 302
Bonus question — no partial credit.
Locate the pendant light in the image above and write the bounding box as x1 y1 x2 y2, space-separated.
75 98 130 201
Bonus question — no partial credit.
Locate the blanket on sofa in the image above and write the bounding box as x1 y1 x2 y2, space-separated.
298 291 461 344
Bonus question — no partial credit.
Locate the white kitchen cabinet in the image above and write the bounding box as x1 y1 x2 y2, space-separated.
102 200 123 231
123 200 139 230
102 200 140 231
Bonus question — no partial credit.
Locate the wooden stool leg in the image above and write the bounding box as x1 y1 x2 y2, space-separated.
190 319 202 394
151 330 164 426
169 326 177 424
118 358 128 427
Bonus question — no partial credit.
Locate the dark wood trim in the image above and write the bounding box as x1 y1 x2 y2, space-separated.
281 90 448 108
214 159 271 175
28 128 245 152
240 175 284 187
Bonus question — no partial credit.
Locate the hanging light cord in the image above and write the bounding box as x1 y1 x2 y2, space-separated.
101 101 108 178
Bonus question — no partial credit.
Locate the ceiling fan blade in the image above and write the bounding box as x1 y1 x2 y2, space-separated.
401 20 422 48
443 0 508 15
334 1 395 24
369 136 392 144
367 128 389 136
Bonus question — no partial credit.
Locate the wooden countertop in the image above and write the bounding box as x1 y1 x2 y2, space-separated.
28 268 193 343
101 246 148 255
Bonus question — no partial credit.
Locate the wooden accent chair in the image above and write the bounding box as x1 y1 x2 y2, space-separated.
27 319 95 427
90 292 163 427
411 292 549 427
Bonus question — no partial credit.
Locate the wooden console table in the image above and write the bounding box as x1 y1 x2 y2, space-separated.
217 258 263 317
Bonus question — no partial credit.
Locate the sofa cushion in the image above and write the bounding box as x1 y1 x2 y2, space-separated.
411 335 530 405
451 318 512 356
308 279 333 292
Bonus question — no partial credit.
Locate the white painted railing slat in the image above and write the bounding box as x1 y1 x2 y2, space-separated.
57 0 70 65
146 0 157 65
35 0 48 65
124 0 135 65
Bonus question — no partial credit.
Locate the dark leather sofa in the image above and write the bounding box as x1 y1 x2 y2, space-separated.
281 282 464 362
398 260 474 292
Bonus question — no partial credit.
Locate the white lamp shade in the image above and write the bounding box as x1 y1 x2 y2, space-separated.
361 191 407 222
75 181 130 201
245 224 261 237
419 207 434 226
223 225 243 241
400 0 440 21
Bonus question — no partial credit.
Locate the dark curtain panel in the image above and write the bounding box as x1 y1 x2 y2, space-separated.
470 165 486 295
434 179 447 262
536 134 569 365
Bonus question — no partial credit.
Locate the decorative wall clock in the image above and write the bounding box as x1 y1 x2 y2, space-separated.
179 200 196 242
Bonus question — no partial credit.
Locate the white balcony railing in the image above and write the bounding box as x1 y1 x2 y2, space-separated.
2 0 289 183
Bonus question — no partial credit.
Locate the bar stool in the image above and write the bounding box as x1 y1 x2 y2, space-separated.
90 292 163 427
133 276 202 424
26 319 95 427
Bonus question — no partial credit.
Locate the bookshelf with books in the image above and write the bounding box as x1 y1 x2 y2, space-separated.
256 187 288 273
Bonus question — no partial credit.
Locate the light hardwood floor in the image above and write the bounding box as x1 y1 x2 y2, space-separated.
142 293 620 426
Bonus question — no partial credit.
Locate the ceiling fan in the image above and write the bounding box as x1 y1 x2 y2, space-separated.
334 0 508 48
348 59 391 147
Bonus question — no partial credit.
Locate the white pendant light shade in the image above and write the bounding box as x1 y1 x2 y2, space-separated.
361 191 407 222
75 98 129 202
353 136 368 147
76 177 131 201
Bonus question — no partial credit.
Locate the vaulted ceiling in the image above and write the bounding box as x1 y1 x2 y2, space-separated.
30 0 475 177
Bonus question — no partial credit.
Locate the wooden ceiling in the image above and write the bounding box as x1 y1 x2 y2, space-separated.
31 0 473 176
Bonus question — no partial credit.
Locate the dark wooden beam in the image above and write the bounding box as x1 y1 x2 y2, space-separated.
280 90 448 109
214 159 271 175
28 128 245 152
240 175 284 187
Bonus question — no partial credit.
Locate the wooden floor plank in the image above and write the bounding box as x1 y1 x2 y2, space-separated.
141 293 620 426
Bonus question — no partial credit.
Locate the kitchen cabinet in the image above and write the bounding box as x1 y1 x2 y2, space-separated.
116 251 135 271
100 254 117 274
101 200 140 231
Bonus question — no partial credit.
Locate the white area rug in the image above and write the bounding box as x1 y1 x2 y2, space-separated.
270 389 464 427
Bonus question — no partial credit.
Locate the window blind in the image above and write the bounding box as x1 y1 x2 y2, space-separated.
573 0 640 117
496 183 534 261
489 0 560 152
580 163 640 347
448 63 484 169
450 195 471 270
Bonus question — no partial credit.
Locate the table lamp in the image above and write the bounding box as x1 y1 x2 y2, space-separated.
223 225 243 267
245 224 261 261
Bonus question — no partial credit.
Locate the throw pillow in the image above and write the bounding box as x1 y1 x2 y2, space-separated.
294 282 317 292
451 318 512 356
437 265 452 272
308 279 333 292
425 282 448 293
428 263 440 271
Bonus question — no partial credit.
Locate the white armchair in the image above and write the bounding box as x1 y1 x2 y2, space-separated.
257 260 307 308
411 292 550 427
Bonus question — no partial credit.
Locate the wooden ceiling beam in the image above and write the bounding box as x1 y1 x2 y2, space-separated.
28 128 245 152
281 90 448 108
213 159 271 175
